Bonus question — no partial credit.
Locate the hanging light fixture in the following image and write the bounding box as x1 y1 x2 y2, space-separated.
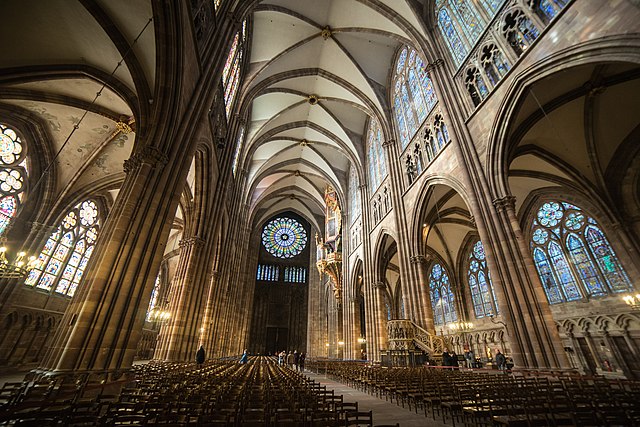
0 244 37 279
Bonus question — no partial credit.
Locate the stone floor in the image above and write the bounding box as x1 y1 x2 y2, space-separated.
304 371 448 427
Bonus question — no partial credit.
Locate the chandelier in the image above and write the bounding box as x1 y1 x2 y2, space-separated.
0 246 36 279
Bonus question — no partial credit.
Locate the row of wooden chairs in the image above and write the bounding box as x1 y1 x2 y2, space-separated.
0 358 377 426
307 360 640 427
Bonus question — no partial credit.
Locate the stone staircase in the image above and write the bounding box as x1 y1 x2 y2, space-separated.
387 319 446 356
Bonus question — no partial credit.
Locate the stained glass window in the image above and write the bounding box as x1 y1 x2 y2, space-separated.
261 217 308 259
435 0 507 67
146 275 161 321
467 240 498 318
392 47 440 151
232 126 245 176
366 118 387 192
0 124 28 236
256 264 280 281
530 201 632 304
223 22 247 118
429 262 458 325
349 167 361 224
25 200 101 298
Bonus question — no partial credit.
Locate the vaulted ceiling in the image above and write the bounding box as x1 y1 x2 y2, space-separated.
239 0 427 230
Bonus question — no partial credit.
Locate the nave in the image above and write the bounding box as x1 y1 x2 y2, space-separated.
1 357 639 426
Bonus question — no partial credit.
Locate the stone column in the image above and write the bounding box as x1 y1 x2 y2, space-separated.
372 281 388 356
409 254 435 333
380 139 425 327
491 196 569 368
36 146 179 382
155 236 208 361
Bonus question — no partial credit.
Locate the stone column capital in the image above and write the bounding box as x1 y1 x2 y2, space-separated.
492 195 516 212
124 146 169 174
179 236 206 249
410 253 434 264
372 281 386 290
381 139 396 149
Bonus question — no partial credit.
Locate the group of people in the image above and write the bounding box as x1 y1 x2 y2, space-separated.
277 350 306 371
441 347 510 370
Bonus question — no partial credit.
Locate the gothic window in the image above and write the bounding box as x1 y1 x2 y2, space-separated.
530 201 632 304
528 0 566 24
480 43 510 86
435 0 507 67
434 114 450 149
25 200 101 298
366 118 387 192
232 126 245 176
424 129 436 162
502 9 540 57
146 275 161 321
392 47 439 151
261 217 307 259
223 23 247 117
465 66 489 106
429 262 458 325
349 167 361 224
0 124 28 236
284 266 306 283
256 264 280 281
467 240 498 318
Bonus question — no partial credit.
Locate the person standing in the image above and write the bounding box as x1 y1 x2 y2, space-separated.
287 351 295 369
495 349 506 370
240 349 249 364
299 352 306 371
465 349 475 368
196 345 205 367
293 350 300 370
442 348 451 367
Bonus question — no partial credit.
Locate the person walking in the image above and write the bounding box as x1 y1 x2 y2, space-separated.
240 349 249 364
196 345 205 367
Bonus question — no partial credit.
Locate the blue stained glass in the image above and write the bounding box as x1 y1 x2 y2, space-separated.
473 240 485 259
539 0 557 21
493 49 510 76
450 0 484 42
45 259 62 275
585 225 631 292
469 274 484 317
261 217 307 258
548 241 581 301
43 236 57 254
408 69 427 122
67 282 78 297
415 56 438 110
56 279 70 294
476 73 489 97
62 265 75 280
430 263 457 325
538 202 562 227
394 92 409 146
61 232 74 246
533 248 563 303
367 118 387 192
480 0 505 14
54 245 69 260
401 84 417 145
567 234 604 296
438 8 468 66
396 48 407 74
533 228 548 245
37 274 55 291
478 271 493 315
25 269 39 286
